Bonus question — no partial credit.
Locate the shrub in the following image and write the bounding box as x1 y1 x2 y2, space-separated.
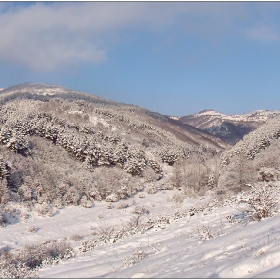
138 193 145 198
142 166 162 182
257 167 279 182
34 202 53 216
28 225 38 233
15 240 72 269
196 225 214 241
117 202 129 209
132 205 149 215
63 188 80 205
116 185 131 199
207 173 217 189
240 182 280 221
171 191 185 204
0 208 7 227
0 261 38 279
146 183 157 194
105 193 119 202
123 246 147 267
107 203 114 209
18 185 34 202
80 195 93 208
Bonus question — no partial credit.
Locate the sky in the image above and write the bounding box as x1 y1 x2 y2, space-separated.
1 1 280 116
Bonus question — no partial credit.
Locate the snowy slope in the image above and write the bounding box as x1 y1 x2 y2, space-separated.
1 187 277 278
36 191 280 278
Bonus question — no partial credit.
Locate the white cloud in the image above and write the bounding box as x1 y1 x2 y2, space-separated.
0 3 113 71
0 2 276 71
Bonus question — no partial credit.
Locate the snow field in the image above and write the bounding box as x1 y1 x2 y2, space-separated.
40 199 280 278
2 187 280 278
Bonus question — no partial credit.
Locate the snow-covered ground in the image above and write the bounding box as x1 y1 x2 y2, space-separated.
2 188 280 278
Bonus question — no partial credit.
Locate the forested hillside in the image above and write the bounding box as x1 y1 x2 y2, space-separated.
0 83 228 212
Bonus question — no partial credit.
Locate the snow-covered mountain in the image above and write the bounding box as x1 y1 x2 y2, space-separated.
0 83 229 150
0 83 106 101
177 109 280 144
1 83 280 278
0 83 71 96
0 82 229 228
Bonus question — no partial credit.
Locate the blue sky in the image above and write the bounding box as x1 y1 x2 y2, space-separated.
1 2 280 116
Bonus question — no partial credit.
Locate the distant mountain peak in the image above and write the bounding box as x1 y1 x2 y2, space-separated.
177 109 280 145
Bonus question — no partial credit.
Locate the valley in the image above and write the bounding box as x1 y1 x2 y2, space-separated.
0 83 280 278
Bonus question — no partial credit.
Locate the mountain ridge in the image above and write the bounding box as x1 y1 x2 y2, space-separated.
176 109 280 144
0 83 230 151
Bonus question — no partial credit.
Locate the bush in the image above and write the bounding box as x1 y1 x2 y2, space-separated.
28 225 38 233
0 247 37 278
0 208 7 227
132 205 149 215
123 246 147 267
80 195 93 208
34 202 54 216
171 191 185 204
117 202 129 209
258 167 279 182
240 182 280 221
0 261 38 278
15 240 72 269
107 203 114 209
138 193 145 199
105 193 119 202
146 185 157 194
0 239 74 277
